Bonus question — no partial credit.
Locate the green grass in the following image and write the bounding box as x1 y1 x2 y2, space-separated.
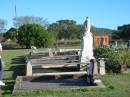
13 74 130 97
1 49 29 96
1 49 130 97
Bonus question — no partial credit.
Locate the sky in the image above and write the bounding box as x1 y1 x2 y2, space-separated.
0 0 130 30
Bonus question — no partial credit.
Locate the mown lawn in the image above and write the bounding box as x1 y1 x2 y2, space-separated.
1 49 130 97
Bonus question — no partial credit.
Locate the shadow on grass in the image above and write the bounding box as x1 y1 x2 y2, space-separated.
10 65 25 79
2 55 26 95
11 56 25 65
2 81 15 95
10 56 26 79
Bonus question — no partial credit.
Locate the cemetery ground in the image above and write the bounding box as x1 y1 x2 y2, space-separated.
0 49 130 97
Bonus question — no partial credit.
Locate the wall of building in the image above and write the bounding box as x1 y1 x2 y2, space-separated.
94 35 109 46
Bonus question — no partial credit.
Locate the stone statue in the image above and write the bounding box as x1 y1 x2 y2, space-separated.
84 17 91 33
80 17 94 69
80 17 101 84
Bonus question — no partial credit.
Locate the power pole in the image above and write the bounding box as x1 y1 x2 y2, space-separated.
15 5 18 28
14 4 18 42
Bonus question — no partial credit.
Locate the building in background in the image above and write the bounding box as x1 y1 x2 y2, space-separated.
94 35 109 46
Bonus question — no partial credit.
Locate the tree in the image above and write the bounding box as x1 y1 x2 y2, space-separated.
17 24 55 48
57 20 79 39
0 33 4 42
75 24 84 39
3 28 17 41
112 24 130 40
48 19 112 40
0 18 7 32
13 16 48 28
47 23 59 40
91 26 97 34
48 20 83 40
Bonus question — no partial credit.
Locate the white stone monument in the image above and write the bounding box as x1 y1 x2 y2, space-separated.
80 17 101 83
99 58 106 75
80 17 94 70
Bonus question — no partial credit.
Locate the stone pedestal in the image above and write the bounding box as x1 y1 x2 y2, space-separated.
93 59 98 75
26 61 32 76
80 59 89 71
99 58 105 75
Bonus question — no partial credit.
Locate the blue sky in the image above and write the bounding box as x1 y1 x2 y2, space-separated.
0 0 130 29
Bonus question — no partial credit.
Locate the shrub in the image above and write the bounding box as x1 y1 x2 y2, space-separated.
118 49 130 69
105 51 121 73
17 24 55 48
94 46 114 59
94 46 121 73
3 42 21 49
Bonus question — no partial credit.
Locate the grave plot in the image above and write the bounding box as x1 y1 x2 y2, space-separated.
26 49 80 60
13 49 105 94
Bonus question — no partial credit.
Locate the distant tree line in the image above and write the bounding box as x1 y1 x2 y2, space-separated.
112 24 130 41
0 16 126 48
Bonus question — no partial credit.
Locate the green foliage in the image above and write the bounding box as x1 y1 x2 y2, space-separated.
112 24 130 40
47 19 114 40
2 49 130 97
17 24 55 48
105 49 130 73
118 49 130 67
3 27 17 41
3 42 20 49
94 46 121 73
112 30 120 39
105 51 121 73
91 26 97 34
47 23 59 40
47 20 83 40
0 33 4 41
94 46 114 59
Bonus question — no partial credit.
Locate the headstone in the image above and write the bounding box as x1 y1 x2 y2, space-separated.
99 58 105 75
26 61 32 76
48 48 53 57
